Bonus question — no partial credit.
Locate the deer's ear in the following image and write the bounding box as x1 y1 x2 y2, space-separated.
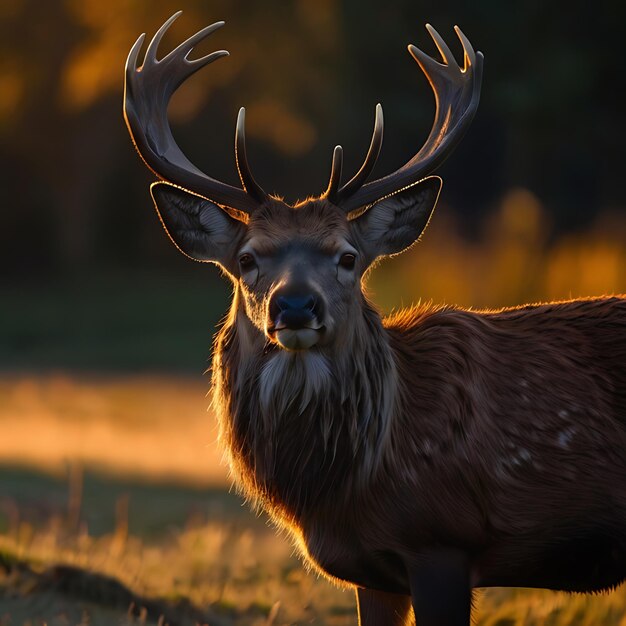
150 182 246 269
353 176 442 261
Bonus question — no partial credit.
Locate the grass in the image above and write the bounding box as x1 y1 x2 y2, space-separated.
3 375 626 624
0 462 357 625
0 374 226 485
0 269 230 373
0 375 357 625
0 483 354 625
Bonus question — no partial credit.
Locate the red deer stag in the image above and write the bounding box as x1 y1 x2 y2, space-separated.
124 12 626 626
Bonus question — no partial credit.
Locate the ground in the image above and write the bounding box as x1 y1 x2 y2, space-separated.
2 375 626 625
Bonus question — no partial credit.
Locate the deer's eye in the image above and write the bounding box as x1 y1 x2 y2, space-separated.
239 253 256 271
339 253 356 270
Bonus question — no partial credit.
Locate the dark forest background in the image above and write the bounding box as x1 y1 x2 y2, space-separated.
1 0 625 371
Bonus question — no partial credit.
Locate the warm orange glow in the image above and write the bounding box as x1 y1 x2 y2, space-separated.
246 98 317 155
2 1 625 622
370 188 626 312
0 70 23 121
54 0 335 155
0 375 227 486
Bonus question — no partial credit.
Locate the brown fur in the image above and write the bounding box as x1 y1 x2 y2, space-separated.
213 289 626 595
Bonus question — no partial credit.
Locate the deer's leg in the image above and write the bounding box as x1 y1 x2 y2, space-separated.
356 588 414 626
407 550 471 626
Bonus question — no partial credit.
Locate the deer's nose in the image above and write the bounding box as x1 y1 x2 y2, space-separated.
270 290 323 330
275 294 316 312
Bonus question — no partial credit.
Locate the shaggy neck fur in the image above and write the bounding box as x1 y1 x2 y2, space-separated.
212 286 397 524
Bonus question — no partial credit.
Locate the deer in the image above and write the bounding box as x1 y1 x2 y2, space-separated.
124 12 626 626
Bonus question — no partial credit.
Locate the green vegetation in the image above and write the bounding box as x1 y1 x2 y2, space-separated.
0 270 229 372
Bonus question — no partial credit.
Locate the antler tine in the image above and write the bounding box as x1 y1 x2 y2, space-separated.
324 145 344 200
235 108 267 202
144 11 181 64
126 33 146 73
425 23 455 65
454 25 476 70
124 13 263 215
166 20 228 66
338 25 483 214
335 104 384 203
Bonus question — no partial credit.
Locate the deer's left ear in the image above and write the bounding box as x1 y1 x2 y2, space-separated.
353 176 442 260
150 181 246 272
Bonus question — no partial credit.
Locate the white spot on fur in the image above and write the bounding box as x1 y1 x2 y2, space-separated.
421 438 433 457
557 427 576 449
497 446 532 474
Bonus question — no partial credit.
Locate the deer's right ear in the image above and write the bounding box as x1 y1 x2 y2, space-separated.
150 182 246 269
352 176 442 262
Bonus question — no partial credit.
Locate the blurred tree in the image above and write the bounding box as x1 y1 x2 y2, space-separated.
1 0 624 277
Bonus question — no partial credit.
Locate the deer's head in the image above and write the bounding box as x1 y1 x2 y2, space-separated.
124 12 483 351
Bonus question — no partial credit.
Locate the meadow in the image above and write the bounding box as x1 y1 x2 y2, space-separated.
3 377 626 625
0 375 356 625
2 192 626 624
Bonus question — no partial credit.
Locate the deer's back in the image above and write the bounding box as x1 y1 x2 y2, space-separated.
379 295 626 591
484 295 626 424
388 295 626 428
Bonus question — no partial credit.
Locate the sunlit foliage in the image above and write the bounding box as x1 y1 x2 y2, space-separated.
1 0 625 270
371 188 626 311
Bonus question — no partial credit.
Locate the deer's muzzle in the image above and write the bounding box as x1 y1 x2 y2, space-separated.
267 291 325 350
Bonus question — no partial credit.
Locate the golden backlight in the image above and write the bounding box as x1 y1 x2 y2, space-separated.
2 0 626 622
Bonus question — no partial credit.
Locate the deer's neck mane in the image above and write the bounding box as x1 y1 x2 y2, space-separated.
212 288 397 523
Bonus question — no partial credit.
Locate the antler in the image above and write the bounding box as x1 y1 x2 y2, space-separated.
324 104 384 204
327 25 483 213
124 12 265 215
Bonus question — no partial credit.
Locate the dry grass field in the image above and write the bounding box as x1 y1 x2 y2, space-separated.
0 375 355 625
3 375 626 625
